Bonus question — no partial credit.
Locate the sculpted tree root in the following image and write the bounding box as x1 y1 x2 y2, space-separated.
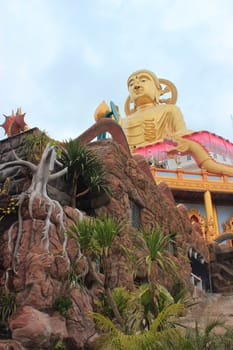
0 340 24 350
0 143 70 272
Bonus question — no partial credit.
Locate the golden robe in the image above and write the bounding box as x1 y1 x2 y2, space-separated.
123 103 187 148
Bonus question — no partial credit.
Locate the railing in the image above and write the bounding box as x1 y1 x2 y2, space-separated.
190 273 203 290
151 166 233 192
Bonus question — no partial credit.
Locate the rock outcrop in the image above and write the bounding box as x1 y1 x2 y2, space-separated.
0 131 209 349
0 192 95 349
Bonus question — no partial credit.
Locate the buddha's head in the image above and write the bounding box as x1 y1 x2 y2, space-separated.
127 69 161 105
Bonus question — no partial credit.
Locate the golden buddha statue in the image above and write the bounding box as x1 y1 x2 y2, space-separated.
92 69 233 176
123 69 188 148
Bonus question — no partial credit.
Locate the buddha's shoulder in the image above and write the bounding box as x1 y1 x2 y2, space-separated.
156 104 181 112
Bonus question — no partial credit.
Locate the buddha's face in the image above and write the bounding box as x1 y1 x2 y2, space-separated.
128 72 157 104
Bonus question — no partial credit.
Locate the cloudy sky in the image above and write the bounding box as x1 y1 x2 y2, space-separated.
1 0 233 143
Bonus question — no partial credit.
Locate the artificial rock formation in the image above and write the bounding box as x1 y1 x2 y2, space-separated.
0 194 95 349
0 130 209 349
89 139 208 287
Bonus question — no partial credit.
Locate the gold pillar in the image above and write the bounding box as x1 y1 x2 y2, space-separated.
213 204 219 236
204 190 217 242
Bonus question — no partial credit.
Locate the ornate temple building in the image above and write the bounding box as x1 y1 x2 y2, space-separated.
134 131 233 244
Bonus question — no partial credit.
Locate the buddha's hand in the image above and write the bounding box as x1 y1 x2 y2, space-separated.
166 136 191 155
94 100 111 121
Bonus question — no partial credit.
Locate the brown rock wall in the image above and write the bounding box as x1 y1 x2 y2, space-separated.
89 140 197 288
0 132 210 349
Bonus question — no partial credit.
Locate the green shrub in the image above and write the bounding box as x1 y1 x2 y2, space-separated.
0 291 16 321
53 296 72 316
55 340 66 350
23 131 62 163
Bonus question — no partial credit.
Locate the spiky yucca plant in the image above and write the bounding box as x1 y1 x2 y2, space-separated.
68 214 125 327
141 226 177 277
137 226 178 321
62 139 110 208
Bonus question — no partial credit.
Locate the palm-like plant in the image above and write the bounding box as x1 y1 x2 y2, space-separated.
111 287 132 318
62 139 110 208
68 214 125 327
180 319 233 350
141 226 177 277
156 284 175 313
139 226 178 320
92 312 233 350
94 216 122 255
92 303 185 350
69 218 96 254
124 283 154 332
121 282 181 333
69 214 124 261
